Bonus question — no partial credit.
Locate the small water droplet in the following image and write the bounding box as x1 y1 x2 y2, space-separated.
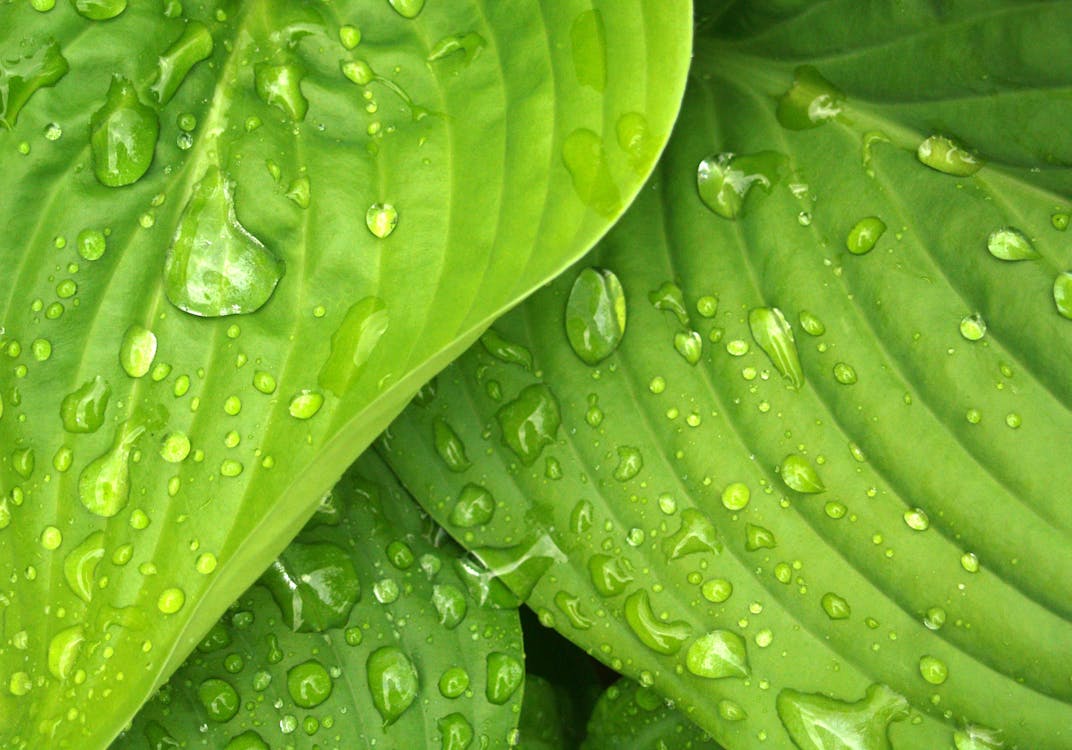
903 508 930 531
438 667 470 698
198 678 239 722
60 376 110 433
918 655 948 685
366 203 399 238
917 135 983 176
833 362 858 385
673 330 703 365
846 217 887 255
90 76 158 187
157 586 186 614
780 454 825 493
613 446 643 481
76 229 107 261
72 0 127 20
339 25 362 49
821 592 851 620
745 523 777 551
1053 271 1072 319
721 482 750 510
749 307 803 389
923 607 946 631
428 32 486 69
388 0 425 18
119 324 157 378
289 390 324 419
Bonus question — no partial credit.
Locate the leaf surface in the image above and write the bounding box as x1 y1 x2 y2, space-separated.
581 679 722 750
0 1 692 745
381 2 1072 748
114 452 523 750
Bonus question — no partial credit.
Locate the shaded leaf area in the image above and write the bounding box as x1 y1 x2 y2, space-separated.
581 679 722 750
114 452 524 750
0 0 692 745
381 1 1072 748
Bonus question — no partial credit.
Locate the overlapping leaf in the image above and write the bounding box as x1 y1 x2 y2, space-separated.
0 1 692 745
582 679 721 750
381 2 1072 748
115 453 524 750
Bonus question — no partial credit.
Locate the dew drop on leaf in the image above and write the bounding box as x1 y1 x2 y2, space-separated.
820 592 851 620
366 203 399 238
918 655 949 685
780 453 825 493
485 652 523 705
570 9 607 93
623 590 692 655
749 307 803 389
165 167 285 317
697 151 786 219
63 531 104 602
917 135 984 176
1053 271 1072 319
846 216 887 255
318 296 389 394
157 587 186 614
119 324 157 378
47 625 84 680
449 484 494 528
986 227 1039 261
76 229 107 261
685 630 750 679
287 660 333 708
959 312 987 340
495 385 561 465
366 646 419 725
776 65 845 130
254 62 308 121
72 0 127 20
0 39 69 128
565 268 627 365
60 376 110 433
388 0 425 19
562 129 622 217
78 418 148 517
777 684 909 750
339 25 362 49
90 76 159 187
151 21 213 105
438 713 475 750
261 542 361 632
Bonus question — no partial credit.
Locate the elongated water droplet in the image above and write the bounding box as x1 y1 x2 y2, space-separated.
777 684 909 750
367 646 419 725
781 454 825 493
318 297 389 394
480 329 533 370
686 630 750 679
165 167 284 317
288 661 333 708
285 176 310 208
485 652 523 705
72 0 126 20
649 281 690 325
749 307 803 389
261 542 361 632
428 33 486 69
366 203 398 238
48 625 84 680
624 590 692 655
563 129 621 217
571 9 606 92
90 76 158 187
1053 271 1072 319
697 151 786 219
254 62 308 121
119 324 157 378
617 112 655 171
151 21 213 104
433 419 471 472
388 0 424 18
986 227 1038 261
0 40 69 128
777 65 844 130
917 135 983 176
78 418 148 517
613 445 643 481
60 376 110 433
566 268 627 365
64 531 105 602
496 385 560 465
846 217 886 255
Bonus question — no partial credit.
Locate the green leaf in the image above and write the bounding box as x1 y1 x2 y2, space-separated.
114 452 525 749
0 1 692 745
581 679 721 750
381 2 1072 748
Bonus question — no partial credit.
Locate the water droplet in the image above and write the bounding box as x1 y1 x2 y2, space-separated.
79 418 148 517
486 652 523 705
47 625 84 680
158 587 186 614
496 385 560 465
780 454 825 493
673 330 703 365
565 268 627 365
846 216 887 255
1052 212 1071 231
719 700 747 721
262 542 361 632
624 590 692 655
90 76 158 187
613 445 643 481
366 203 399 238
166 167 284 316
198 678 239 722
821 592 851 620
832 362 858 385
438 667 469 699
286 176 311 208
923 607 946 631
253 370 277 394
799 310 825 336
428 32 486 69
562 129 621 217
225 731 269 750
749 307 804 389
903 507 930 531
570 9 606 92
777 684 909 750
721 482 750 510
617 112 655 172
60 376 111 433
745 523 777 551
76 228 107 261
388 0 424 18
431 584 468 629
287 660 333 708
151 21 213 104
777 65 844 130
432 419 471 472
196 552 218 575
72 0 126 20
697 151 787 219
119 324 157 378
449 484 494 528
702 578 733 603
587 554 634 597
438 713 474 750
686 630 750 679
63 532 104 602
1054 271 1072 319
953 727 1002 750
917 135 983 176
289 390 324 419
254 62 308 120
918 655 948 685
0 40 69 128
318 297 389 394
367 646 418 724
960 552 980 573
986 227 1039 261
342 59 374 86
664 509 722 559
339 25 362 49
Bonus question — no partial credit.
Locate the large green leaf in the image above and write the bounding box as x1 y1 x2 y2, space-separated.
114 452 524 750
582 679 721 750
381 2 1072 748
0 1 692 746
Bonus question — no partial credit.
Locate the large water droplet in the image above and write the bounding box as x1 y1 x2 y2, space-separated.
78 418 148 517
438 713 474 750
254 62 308 121
47 625 84 680
63 531 105 602
565 267 627 365
119 324 157 378
198 678 239 722
624 590 692 655
749 307 804 389
959 313 987 341
0 39 69 128
777 65 844 130
821 592 851 620
72 0 126 20
495 385 561 465
685 630 750 679
151 21 213 104
562 129 621 217
431 584 468 629
846 217 887 255
1053 271 1072 319
986 227 1038 261
60 376 111 433
367 646 419 725
570 9 606 92
776 684 909 750
485 652 523 705
261 542 361 632
90 76 158 187
780 454 825 493
388 0 425 19
165 167 284 317
697 151 786 219
287 660 333 708
917 135 983 176
318 297 388 394
449 484 494 528
664 508 722 559
588 554 634 597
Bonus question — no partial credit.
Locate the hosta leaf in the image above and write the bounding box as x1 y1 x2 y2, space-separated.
581 679 721 750
0 1 692 746
381 2 1072 748
114 452 524 749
